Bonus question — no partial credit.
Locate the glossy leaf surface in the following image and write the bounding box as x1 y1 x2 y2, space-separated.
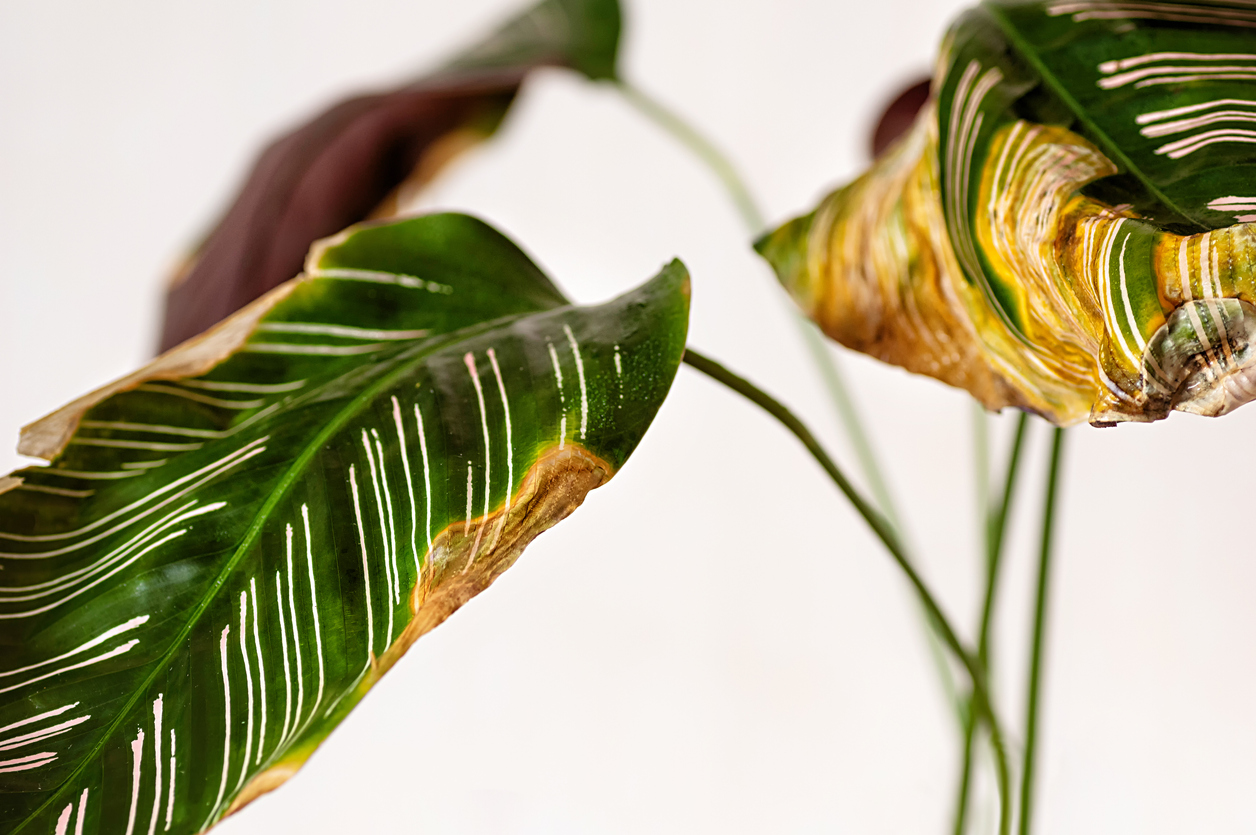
759 0 1256 426
160 0 621 352
0 213 689 834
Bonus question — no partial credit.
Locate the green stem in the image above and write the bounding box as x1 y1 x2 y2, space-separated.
613 79 766 233
952 413 1030 835
682 348 1014 835
797 323 904 533
1018 427 1067 835
614 78 907 537
972 404 990 535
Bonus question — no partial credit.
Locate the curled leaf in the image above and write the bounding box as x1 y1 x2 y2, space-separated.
758 0 1256 426
160 0 621 352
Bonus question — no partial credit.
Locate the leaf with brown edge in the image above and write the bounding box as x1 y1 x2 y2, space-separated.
0 212 689 834
159 0 622 352
759 0 1256 426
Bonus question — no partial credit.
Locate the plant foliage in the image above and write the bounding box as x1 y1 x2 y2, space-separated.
0 213 689 834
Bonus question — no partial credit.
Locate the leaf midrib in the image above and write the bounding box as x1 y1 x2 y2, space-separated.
14 307 557 833
982 1 1207 232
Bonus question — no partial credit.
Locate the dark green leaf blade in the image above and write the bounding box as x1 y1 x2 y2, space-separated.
0 213 688 834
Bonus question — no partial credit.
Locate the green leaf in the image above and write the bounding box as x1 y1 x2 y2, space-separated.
441 0 621 82
759 0 1256 427
0 213 689 834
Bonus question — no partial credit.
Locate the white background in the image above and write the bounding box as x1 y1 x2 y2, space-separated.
3 1 1256 832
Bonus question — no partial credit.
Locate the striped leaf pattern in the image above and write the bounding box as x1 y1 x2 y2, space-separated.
0 213 690 834
757 0 1256 426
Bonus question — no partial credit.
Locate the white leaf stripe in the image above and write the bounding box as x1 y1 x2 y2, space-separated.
0 751 57 772
79 421 232 440
0 437 265 547
1139 109 1256 138
274 571 294 747
135 384 265 410
0 713 89 751
370 429 401 606
309 267 453 295
300 505 326 726
248 578 267 765
0 703 79 734
0 504 203 595
361 432 395 643
562 326 590 440
164 733 175 831
0 618 146 674
205 626 231 831
414 404 434 557
464 462 474 532
68 439 203 453
1049 1 1256 27
257 322 430 341
1138 98 1256 125
1101 51 1256 74
283 525 305 740
234 592 255 793
77 788 88 835
0 638 141 696
349 466 376 663
0 514 215 621
243 342 391 356
486 348 514 552
74 402 283 447
180 378 306 394
146 695 164 835
33 469 145 481
13 484 94 498
463 353 492 570
0 499 216 575
1209 195 1256 207
392 397 420 578
1156 129 1256 159
1100 63 1256 90
548 342 568 448
124 727 144 835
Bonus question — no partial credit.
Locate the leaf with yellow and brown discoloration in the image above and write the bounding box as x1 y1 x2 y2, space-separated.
225 443 611 819
0 213 688 835
760 0 1256 426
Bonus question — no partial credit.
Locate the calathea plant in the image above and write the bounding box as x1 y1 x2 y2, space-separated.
2 0 1255 833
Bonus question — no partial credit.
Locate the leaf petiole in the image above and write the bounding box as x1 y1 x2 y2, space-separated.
682 348 1014 835
952 412 1030 835
1018 426 1066 835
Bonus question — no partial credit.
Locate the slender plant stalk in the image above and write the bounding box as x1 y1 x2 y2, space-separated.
613 80 766 232
1018 427 1067 835
801 321 964 721
973 403 990 530
797 322 904 532
682 348 1014 835
613 79 905 532
617 77 996 817
952 413 1031 835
